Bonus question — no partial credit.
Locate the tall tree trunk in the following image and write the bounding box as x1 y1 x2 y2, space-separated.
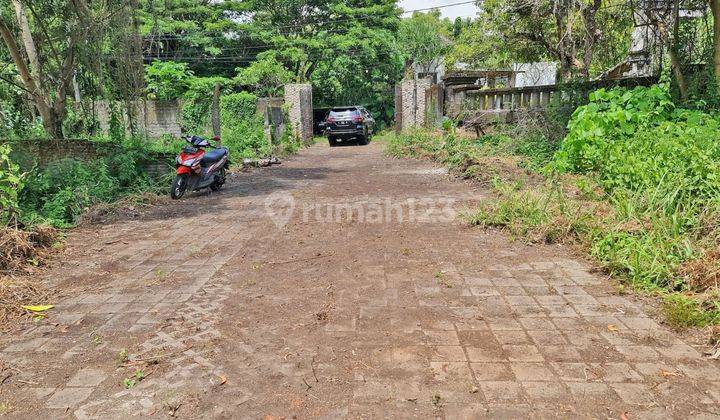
12 1 42 88
0 18 60 137
711 0 720 94
580 0 602 79
656 2 687 100
671 0 687 99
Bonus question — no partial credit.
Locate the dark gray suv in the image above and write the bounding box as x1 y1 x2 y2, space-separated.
323 106 375 146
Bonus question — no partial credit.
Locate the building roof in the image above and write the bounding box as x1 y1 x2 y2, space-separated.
442 70 519 86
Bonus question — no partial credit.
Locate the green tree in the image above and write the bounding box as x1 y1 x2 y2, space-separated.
452 17 464 39
398 10 451 75
242 0 403 124
446 0 633 80
234 53 293 97
0 0 143 138
138 0 246 77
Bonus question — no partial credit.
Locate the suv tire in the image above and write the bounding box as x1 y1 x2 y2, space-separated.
328 137 338 147
357 134 368 146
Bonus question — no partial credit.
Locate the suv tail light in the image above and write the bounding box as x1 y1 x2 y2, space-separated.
352 115 364 123
327 116 334 122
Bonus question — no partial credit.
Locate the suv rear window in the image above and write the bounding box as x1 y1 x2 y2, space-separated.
329 108 359 118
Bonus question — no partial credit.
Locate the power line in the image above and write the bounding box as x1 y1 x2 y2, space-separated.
145 28 397 55
143 45 393 63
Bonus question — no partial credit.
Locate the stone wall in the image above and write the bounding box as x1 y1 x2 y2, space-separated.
444 87 466 119
91 85 313 144
284 84 313 143
93 100 184 138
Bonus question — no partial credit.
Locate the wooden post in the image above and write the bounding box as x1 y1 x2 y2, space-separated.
211 82 221 145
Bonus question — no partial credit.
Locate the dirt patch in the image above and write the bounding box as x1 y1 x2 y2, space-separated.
459 155 542 187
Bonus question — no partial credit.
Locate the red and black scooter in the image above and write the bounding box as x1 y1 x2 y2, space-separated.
171 135 229 199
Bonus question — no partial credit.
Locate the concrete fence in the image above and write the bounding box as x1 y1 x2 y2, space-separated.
8 138 173 178
91 100 184 138
88 83 315 144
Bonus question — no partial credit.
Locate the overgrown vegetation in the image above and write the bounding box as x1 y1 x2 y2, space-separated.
0 143 22 224
385 85 720 328
17 146 169 228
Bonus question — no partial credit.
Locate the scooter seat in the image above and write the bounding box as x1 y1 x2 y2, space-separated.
201 148 228 167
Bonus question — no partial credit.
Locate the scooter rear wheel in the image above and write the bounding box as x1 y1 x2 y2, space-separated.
210 168 226 192
171 174 188 199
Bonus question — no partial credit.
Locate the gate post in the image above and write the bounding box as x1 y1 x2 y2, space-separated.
284 84 313 143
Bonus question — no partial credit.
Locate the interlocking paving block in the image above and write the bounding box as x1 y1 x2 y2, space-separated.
479 381 524 403
2 338 49 352
46 387 94 409
67 368 108 387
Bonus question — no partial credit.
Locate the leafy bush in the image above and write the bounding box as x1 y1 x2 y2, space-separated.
181 89 274 160
554 85 675 174
145 61 194 100
0 74 46 140
19 145 164 228
555 85 720 210
0 144 23 225
20 158 120 227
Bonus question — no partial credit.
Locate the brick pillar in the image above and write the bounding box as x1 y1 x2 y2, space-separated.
284 84 313 143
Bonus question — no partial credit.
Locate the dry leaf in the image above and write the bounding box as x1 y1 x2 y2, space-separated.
607 324 619 332
219 374 227 385
660 369 679 377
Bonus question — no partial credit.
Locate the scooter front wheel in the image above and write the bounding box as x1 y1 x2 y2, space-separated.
170 174 189 199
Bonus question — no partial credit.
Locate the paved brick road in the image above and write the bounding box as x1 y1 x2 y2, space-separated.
0 141 718 418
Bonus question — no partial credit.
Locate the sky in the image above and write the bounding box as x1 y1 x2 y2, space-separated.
397 0 479 20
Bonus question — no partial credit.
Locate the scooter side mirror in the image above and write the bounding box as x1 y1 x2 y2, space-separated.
212 135 221 142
